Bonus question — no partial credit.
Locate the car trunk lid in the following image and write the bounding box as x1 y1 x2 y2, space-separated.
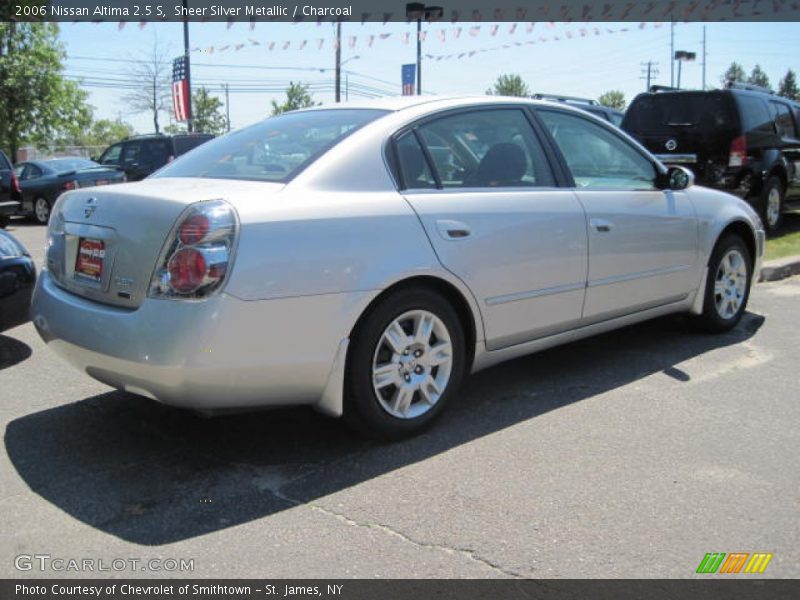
47 177 282 308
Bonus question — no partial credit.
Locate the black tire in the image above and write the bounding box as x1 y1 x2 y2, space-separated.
32 196 51 225
344 287 466 440
0 214 8 229
758 175 784 235
694 234 752 333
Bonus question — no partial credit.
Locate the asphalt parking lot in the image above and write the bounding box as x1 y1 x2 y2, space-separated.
1 220 798 579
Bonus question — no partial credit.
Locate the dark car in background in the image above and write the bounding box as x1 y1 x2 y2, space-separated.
532 94 625 126
0 150 21 229
0 229 36 332
623 83 800 233
97 133 215 181
14 158 126 225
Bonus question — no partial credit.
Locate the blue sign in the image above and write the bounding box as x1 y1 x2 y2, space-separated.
402 63 416 95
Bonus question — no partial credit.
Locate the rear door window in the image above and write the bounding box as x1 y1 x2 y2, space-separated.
395 132 437 190
414 109 555 188
120 142 142 168
737 95 773 133
769 101 798 138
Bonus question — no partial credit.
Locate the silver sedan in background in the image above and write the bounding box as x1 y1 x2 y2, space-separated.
31 97 764 439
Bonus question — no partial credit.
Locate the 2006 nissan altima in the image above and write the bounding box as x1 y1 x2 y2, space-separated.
31 97 764 438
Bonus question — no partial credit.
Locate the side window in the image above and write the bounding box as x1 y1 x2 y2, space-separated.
120 142 142 167
738 96 772 133
13 164 25 178
22 164 42 180
100 144 122 165
145 140 171 168
395 132 436 189
538 109 657 190
415 109 555 188
769 102 797 138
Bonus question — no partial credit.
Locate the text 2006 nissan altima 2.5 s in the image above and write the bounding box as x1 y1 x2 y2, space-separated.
31 97 764 439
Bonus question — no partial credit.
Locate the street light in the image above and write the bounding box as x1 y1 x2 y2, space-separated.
406 3 443 95
341 55 360 101
674 50 696 89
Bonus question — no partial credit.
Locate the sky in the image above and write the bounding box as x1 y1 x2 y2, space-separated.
58 20 800 133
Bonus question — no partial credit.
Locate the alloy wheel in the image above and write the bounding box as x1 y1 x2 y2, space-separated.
713 249 748 320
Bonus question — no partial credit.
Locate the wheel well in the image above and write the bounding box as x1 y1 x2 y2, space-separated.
348 276 478 371
716 221 757 269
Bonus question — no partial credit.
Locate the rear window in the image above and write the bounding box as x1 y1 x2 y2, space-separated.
624 92 737 134
44 158 97 172
155 109 387 183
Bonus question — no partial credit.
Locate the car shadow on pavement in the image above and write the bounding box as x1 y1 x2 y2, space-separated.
4 312 764 546
0 334 32 371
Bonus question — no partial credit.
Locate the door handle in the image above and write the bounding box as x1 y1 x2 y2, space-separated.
590 218 614 233
436 219 472 240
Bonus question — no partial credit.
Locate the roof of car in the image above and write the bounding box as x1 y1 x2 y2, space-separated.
297 95 589 113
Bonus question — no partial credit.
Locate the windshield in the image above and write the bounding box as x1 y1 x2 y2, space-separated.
623 92 737 134
45 158 98 172
154 109 388 183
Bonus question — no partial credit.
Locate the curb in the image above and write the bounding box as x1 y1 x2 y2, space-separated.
759 255 800 283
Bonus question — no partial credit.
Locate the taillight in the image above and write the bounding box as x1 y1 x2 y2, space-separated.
728 135 747 167
62 179 79 191
148 199 237 299
10 171 21 194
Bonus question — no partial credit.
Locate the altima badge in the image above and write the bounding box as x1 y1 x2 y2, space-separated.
84 197 97 219
665 139 678 151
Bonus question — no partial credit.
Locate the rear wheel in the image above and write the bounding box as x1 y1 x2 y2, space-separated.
694 234 752 333
0 214 8 229
345 288 466 439
759 176 784 235
33 197 51 225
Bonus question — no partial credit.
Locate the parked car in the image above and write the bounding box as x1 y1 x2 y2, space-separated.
97 133 215 182
13 158 126 225
0 150 21 229
0 229 36 332
31 97 763 439
532 93 625 126
622 83 800 234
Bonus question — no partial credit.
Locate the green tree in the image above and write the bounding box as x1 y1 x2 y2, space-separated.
192 87 228 135
485 74 530 97
777 69 799 101
598 90 626 110
270 82 318 116
747 64 772 90
720 62 746 87
0 22 93 160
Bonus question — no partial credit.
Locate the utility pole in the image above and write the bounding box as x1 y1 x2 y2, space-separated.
640 61 659 91
183 0 193 132
416 17 422 95
670 21 675 87
222 83 230 132
335 22 342 102
701 26 707 90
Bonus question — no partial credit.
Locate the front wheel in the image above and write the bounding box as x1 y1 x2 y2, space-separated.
345 288 466 440
694 234 752 333
33 197 51 225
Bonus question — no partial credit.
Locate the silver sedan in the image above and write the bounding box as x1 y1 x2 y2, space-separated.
31 97 764 438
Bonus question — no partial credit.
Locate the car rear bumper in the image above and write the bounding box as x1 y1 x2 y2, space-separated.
0 256 36 332
31 271 372 410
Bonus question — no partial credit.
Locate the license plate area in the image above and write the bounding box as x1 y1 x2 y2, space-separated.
74 238 105 282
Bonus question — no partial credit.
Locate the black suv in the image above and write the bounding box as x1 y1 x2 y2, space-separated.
0 150 21 228
623 83 800 233
532 94 625 126
97 133 214 181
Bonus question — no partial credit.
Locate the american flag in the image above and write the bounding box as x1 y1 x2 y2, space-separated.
172 56 190 122
401 63 416 96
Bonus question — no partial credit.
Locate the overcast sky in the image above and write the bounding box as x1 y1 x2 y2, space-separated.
58 20 800 133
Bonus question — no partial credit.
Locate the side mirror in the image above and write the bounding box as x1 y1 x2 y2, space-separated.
659 165 694 191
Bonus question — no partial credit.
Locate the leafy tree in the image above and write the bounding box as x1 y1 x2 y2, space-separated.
777 69 799 101
747 64 772 90
486 74 530 97
125 33 172 134
0 22 93 160
720 62 746 87
192 87 228 135
598 90 626 110
270 82 318 116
